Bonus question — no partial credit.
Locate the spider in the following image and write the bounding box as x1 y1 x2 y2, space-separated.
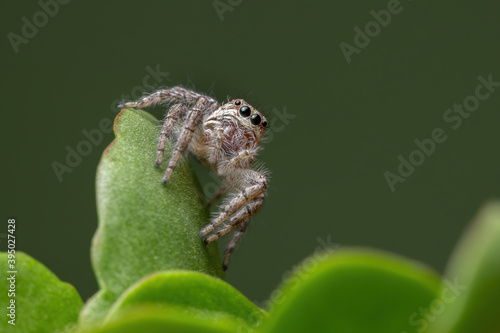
118 86 269 270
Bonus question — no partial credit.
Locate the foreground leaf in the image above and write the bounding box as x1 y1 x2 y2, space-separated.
80 109 223 326
423 201 500 333
261 248 441 333
0 251 82 333
105 270 266 329
88 306 241 333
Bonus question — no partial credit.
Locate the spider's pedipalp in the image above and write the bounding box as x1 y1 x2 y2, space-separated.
217 148 259 175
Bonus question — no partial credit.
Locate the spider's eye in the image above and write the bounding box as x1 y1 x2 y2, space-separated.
234 100 241 106
239 106 251 117
262 120 268 127
251 114 261 125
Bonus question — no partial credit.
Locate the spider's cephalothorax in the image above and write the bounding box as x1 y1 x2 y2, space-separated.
119 86 269 270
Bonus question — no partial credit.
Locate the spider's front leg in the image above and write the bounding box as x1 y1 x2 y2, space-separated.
200 169 267 240
203 191 265 270
204 193 265 244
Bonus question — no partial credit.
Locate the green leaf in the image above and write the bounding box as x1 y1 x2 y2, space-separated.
423 201 500 333
105 270 266 328
261 248 441 333
80 109 224 326
0 251 82 333
85 306 243 333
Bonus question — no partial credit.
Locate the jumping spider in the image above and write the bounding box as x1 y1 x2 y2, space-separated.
119 86 269 270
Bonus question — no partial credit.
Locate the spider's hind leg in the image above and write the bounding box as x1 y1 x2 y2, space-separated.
161 97 216 184
155 103 186 167
118 86 218 109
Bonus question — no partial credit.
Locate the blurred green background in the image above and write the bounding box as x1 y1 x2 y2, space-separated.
2 0 499 306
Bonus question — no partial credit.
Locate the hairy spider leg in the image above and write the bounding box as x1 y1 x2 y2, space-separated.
118 86 217 108
155 103 186 166
200 170 267 236
162 98 213 184
204 193 264 244
222 217 252 271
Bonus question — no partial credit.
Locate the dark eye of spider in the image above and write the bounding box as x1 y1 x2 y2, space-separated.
251 114 261 125
239 106 251 117
234 100 241 106
262 120 268 127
